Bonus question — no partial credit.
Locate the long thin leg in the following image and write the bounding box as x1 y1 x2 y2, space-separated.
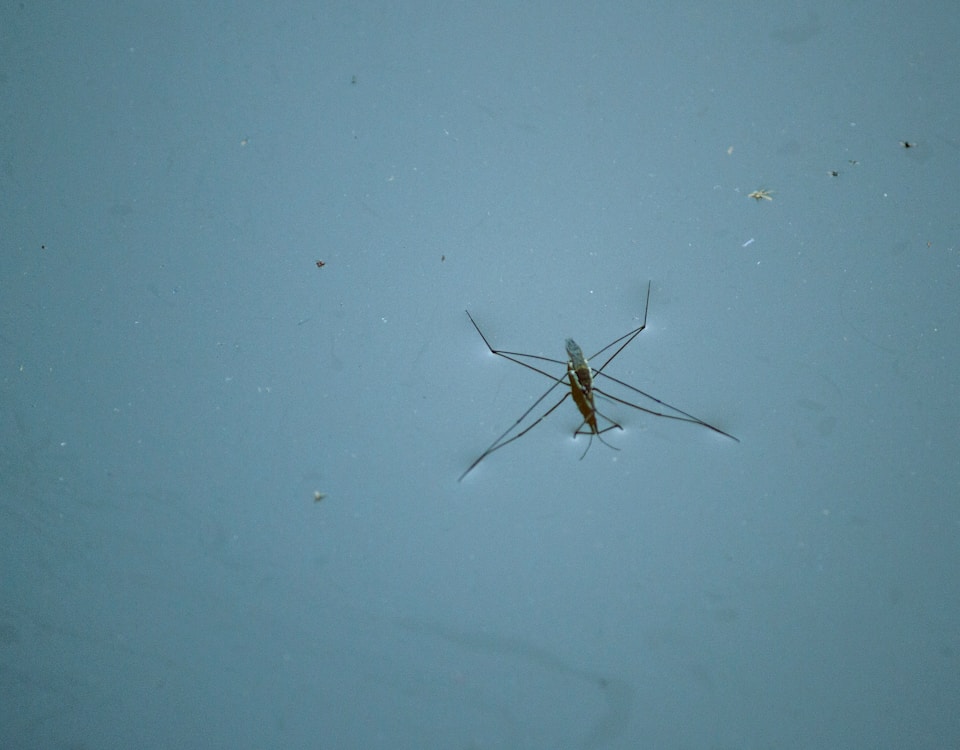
593 376 739 441
465 311 566 376
465 284 649 385
586 282 738 441
590 281 651 374
458 389 571 481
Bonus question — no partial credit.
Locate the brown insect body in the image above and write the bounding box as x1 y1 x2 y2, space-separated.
565 339 600 437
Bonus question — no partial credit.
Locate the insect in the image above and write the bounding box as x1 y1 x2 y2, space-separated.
748 189 774 201
315 260 326 268
458 282 739 481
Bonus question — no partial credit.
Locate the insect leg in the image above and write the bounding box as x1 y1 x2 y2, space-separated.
594 375 739 441
458 387 570 481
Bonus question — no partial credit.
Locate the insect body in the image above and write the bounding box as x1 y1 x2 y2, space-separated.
458 282 738 481
564 339 620 456
566 339 596 430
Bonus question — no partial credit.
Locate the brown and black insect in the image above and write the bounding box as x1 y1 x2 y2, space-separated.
458 282 738 481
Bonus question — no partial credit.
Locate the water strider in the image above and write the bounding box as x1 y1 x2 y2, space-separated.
458 282 738 481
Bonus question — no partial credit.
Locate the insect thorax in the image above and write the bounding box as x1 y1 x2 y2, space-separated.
565 338 593 393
